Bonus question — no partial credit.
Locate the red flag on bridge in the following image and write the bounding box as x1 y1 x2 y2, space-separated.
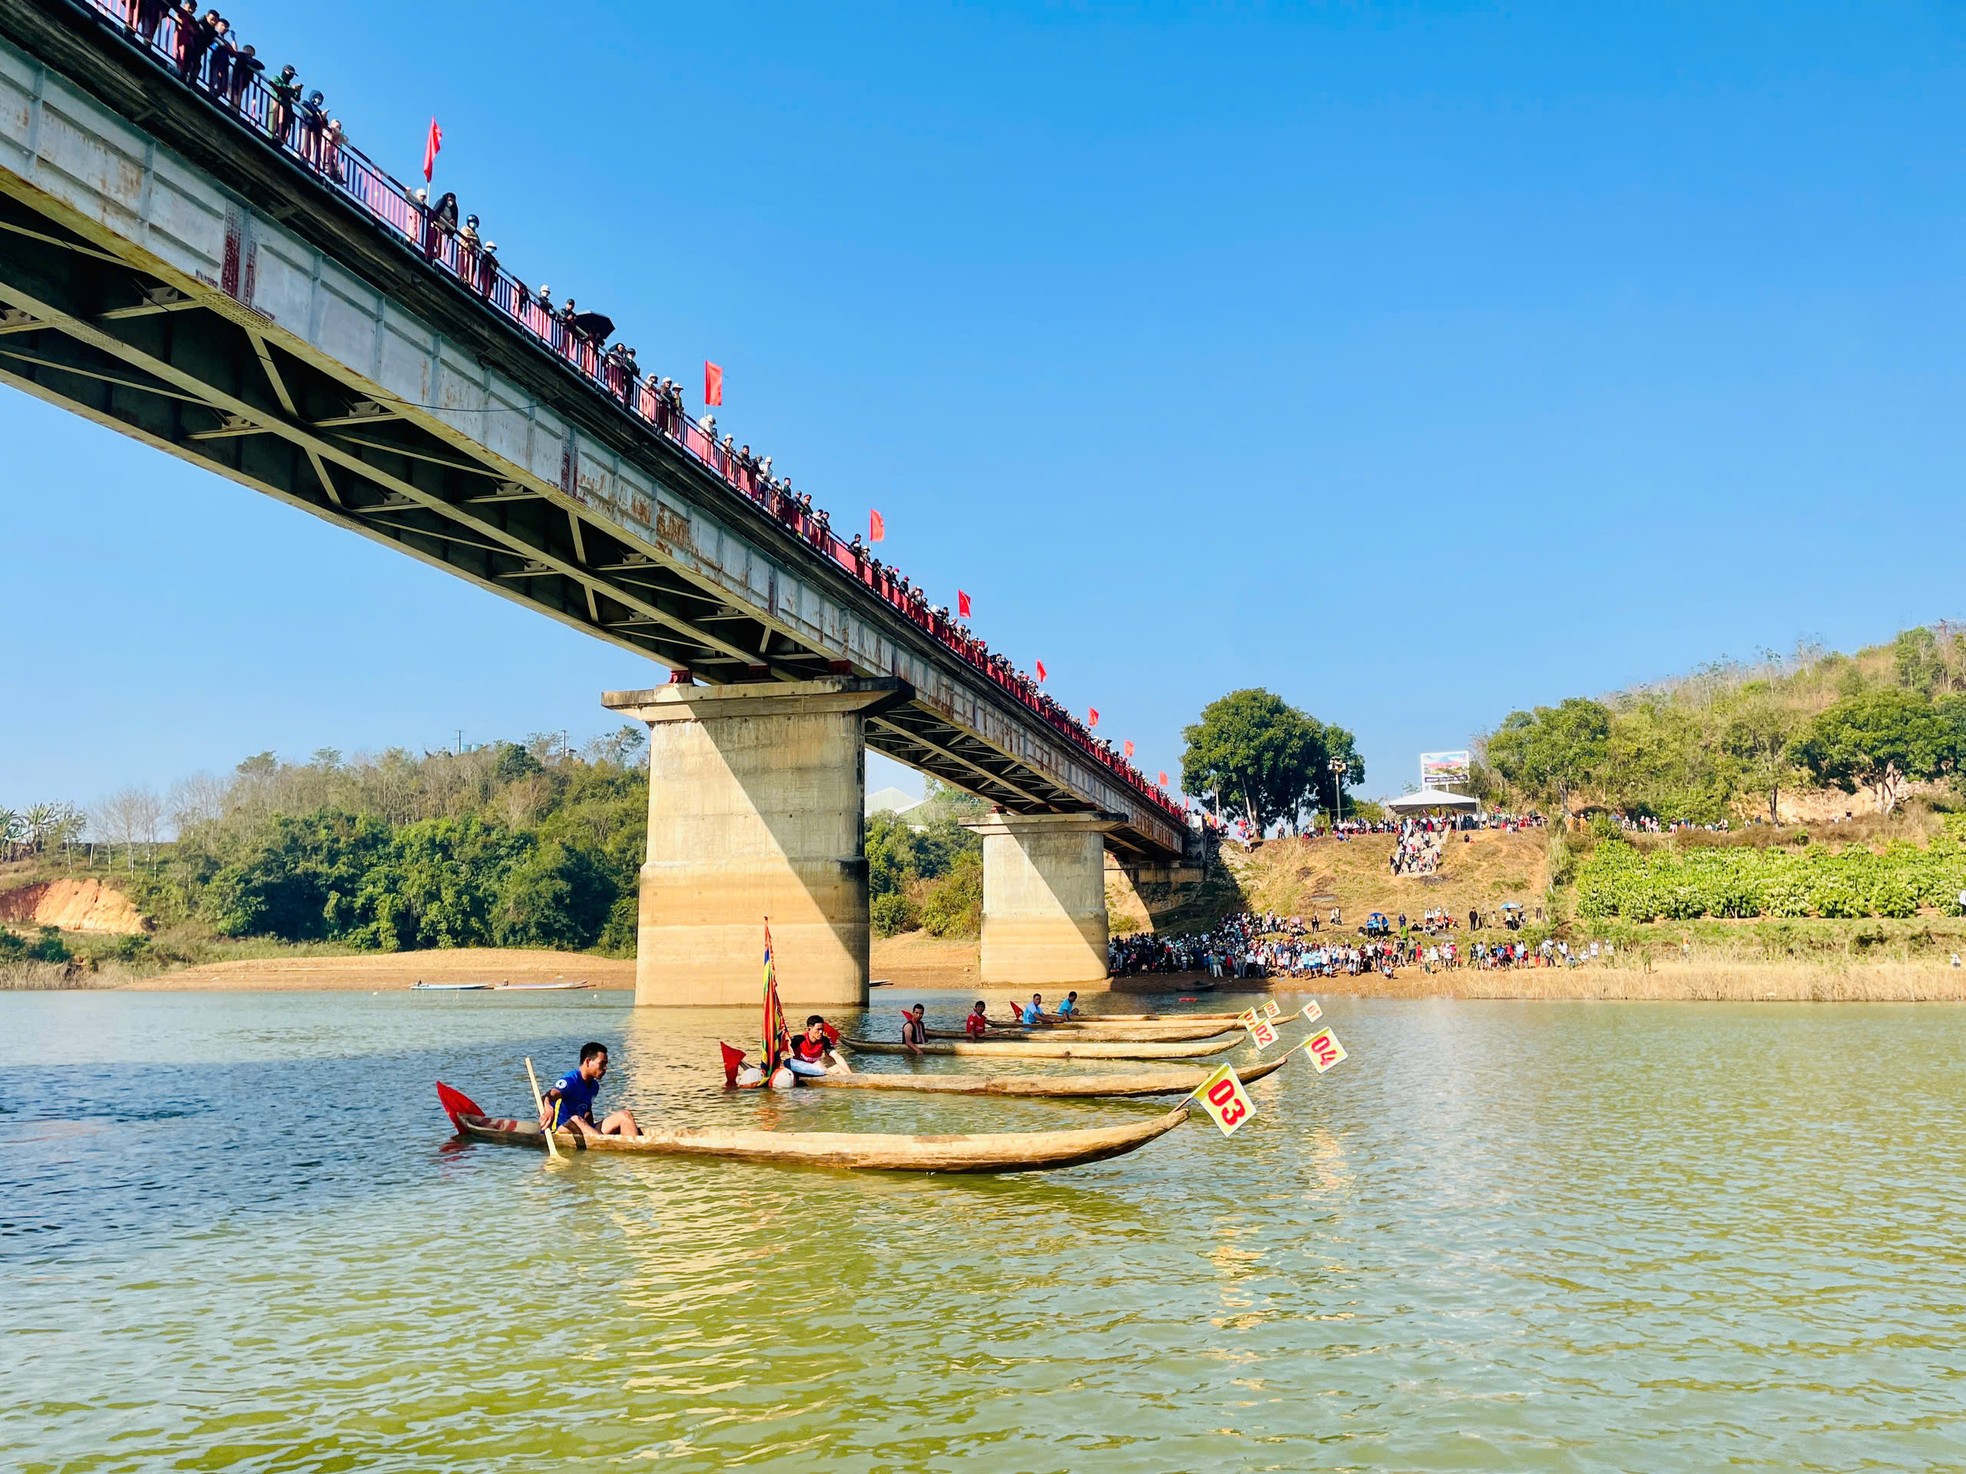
1088 708 1100 728
1157 771 1169 786
957 590 971 618
704 360 724 407
1123 740 1135 758
869 509 885 542
422 118 443 183
1034 660 1047 683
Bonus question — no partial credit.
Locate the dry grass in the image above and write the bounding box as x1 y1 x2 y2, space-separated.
1308 957 1966 1003
1225 828 1553 924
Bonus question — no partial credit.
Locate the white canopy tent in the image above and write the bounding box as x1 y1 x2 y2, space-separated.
1381 789 1480 814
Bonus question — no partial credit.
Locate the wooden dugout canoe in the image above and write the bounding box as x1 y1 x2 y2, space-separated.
436 1084 1189 1173
930 1021 1235 1043
795 1052 1289 1098
843 1035 1243 1060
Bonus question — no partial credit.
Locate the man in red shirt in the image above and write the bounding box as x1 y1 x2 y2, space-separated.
786 1015 851 1077
963 1001 992 1039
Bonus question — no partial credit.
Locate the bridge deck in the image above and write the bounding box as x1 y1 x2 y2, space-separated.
0 0 1190 860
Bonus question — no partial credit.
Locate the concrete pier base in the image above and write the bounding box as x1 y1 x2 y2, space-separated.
604 677 909 1007
965 812 1121 988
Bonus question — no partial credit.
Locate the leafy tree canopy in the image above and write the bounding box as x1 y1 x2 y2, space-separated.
1179 689 1361 831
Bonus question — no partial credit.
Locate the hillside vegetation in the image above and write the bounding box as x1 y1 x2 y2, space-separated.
1476 625 1966 823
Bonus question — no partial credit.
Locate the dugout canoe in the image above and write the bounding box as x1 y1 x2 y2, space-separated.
1069 1011 1246 1023
928 1021 1235 1043
435 1083 1187 1173
843 1035 1243 1060
795 1053 1290 1098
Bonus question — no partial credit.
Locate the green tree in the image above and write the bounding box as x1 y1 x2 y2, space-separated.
1486 698 1613 812
1721 682 1805 825
493 839 613 949
1180 689 1346 831
1794 688 1949 814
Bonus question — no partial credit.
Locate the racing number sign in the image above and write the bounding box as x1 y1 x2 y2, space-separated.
1260 1000 1282 1020
1192 1064 1255 1136
1237 1008 1260 1030
1302 1027 1347 1073
1300 1000 1323 1024
1248 1018 1280 1051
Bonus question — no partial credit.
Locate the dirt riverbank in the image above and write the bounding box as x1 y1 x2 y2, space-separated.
124 948 633 991
91 943 1966 1001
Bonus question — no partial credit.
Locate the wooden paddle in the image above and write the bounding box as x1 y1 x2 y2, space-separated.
524 1056 564 1163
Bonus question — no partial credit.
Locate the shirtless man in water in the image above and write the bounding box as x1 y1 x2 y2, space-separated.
539 1042 639 1139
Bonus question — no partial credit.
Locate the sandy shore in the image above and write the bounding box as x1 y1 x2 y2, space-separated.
124 948 634 991
106 942 1966 1002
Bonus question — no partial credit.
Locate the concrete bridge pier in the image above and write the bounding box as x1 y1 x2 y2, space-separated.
965 812 1121 989
604 677 910 1007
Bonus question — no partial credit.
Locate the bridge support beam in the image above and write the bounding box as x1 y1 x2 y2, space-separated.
965 812 1121 988
604 677 910 1007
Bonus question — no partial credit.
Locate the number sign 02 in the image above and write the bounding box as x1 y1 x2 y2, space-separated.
1302 1027 1347 1073
1192 1064 1255 1137
1248 1017 1280 1051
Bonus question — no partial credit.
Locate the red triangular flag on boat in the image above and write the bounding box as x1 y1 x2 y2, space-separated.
1035 660 1047 683
422 118 443 183
704 360 724 406
869 509 885 542
958 590 971 618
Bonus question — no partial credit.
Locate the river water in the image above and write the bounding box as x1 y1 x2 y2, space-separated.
3 989 1963 1472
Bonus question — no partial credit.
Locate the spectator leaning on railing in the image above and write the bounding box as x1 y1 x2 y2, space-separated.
85 0 1188 825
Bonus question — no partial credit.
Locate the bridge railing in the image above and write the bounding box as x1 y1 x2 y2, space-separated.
61 0 1191 833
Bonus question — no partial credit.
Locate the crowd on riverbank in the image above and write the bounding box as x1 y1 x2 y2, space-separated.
80 0 1182 826
1113 903 1636 982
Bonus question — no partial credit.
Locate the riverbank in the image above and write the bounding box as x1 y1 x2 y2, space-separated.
123 948 633 991
92 943 1966 1001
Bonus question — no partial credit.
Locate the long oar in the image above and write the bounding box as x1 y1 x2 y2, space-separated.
524 1056 564 1164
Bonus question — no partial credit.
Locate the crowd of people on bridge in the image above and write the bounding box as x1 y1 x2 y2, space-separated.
86 0 1184 828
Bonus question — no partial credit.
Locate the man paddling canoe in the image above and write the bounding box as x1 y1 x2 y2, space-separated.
1020 993 1057 1026
964 1001 993 1038
899 1003 929 1056
786 1015 853 1077
539 1042 640 1140
1056 991 1080 1020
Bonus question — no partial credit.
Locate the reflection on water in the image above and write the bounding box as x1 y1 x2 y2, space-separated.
3 989 1965 1471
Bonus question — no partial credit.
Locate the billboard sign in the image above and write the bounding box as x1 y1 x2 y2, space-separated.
1419 751 1471 791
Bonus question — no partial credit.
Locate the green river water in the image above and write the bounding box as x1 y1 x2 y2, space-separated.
3 988 1963 1472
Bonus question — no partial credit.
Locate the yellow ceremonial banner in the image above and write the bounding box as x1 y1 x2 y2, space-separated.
1301 1000 1323 1024
1191 1064 1255 1137
1248 1017 1280 1051
1302 1027 1348 1073
1260 1000 1282 1020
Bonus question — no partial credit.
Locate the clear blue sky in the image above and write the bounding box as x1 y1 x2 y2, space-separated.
6 0 1962 815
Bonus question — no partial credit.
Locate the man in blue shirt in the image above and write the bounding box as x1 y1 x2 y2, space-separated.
1055 991 1080 1020
1020 993 1055 1027
539 1041 640 1140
